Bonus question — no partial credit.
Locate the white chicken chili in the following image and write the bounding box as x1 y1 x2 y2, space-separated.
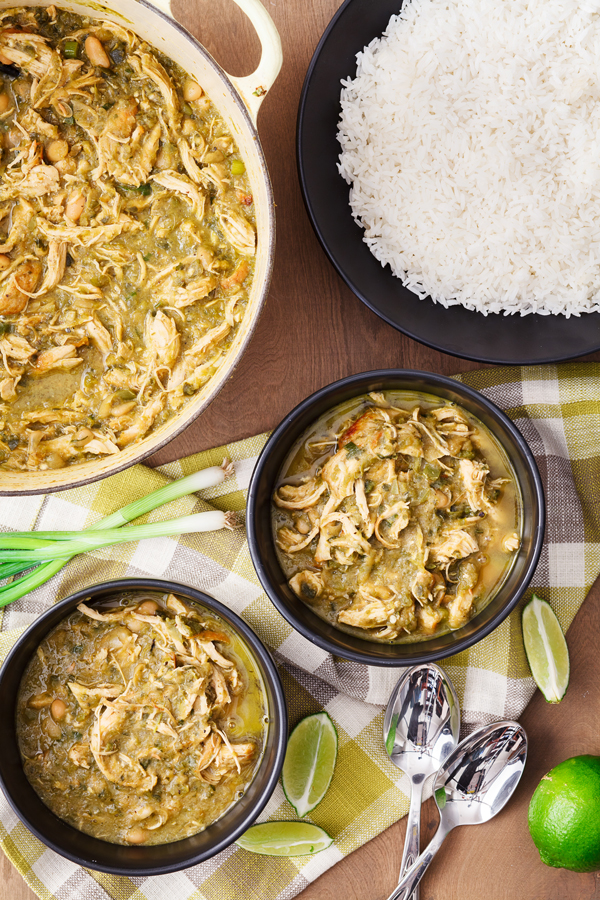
0 7 255 472
16 592 266 845
272 392 521 643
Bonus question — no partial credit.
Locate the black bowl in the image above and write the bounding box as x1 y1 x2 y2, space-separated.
247 370 545 666
0 578 287 875
296 0 600 364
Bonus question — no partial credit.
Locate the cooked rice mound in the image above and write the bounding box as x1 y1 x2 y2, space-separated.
337 0 600 316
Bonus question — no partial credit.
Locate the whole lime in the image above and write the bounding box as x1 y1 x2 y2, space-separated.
528 755 600 872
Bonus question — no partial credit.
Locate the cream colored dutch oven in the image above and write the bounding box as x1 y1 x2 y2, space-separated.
0 0 282 495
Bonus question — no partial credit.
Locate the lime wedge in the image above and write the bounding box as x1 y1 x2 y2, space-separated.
282 712 338 817
522 594 570 703
236 822 333 856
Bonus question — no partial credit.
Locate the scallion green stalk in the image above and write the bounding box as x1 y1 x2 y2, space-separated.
0 460 235 606
0 560 66 608
0 561 36 579
0 510 234 563
89 463 232 529
0 463 232 582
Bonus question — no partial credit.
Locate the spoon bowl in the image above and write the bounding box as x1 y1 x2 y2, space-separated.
384 663 460 772
386 720 528 900
384 664 460 897
434 720 528 828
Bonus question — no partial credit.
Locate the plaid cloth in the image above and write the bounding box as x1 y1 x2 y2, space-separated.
0 362 597 900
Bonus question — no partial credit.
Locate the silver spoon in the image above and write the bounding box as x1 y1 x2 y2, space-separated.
385 720 528 900
384 664 460 900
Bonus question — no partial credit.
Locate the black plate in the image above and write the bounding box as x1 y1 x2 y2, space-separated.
296 0 600 364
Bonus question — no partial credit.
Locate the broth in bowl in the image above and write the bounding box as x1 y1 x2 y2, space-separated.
272 391 521 643
16 590 266 845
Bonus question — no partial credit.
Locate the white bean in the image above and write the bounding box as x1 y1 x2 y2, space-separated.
46 139 69 163
434 489 450 509
137 600 159 616
55 158 77 176
183 79 203 101
126 826 149 844
182 117 195 136
5 127 20 148
85 35 110 68
66 192 85 222
51 698 67 721
42 716 62 739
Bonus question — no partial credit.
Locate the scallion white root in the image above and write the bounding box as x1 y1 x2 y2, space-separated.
98 459 233 528
0 511 236 563
0 460 237 607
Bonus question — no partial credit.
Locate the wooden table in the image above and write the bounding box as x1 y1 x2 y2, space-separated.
3 0 600 897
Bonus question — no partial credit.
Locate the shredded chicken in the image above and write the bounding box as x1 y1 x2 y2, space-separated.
32 240 68 296
216 206 256 255
152 170 207 218
17 593 262 847
117 396 164 447
144 310 180 369
0 7 256 474
85 317 113 360
0 259 42 314
274 479 328 510
274 397 519 642
33 343 82 372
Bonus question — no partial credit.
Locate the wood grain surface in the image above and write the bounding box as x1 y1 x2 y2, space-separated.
2 0 600 898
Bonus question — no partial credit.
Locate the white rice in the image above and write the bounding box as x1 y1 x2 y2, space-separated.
337 0 600 316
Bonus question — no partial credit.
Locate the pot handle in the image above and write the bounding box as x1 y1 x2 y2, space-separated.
146 0 282 126
225 0 282 124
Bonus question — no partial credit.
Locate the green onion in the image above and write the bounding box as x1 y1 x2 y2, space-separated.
63 40 79 58
344 441 362 458
0 561 35 579
121 183 152 195
95 463 233 528
0 461 235 606
0 511 236 564
0 512 234 562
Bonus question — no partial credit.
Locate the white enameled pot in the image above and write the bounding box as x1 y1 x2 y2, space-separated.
0 0 282 495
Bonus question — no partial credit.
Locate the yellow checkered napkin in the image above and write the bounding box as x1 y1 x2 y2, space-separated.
1 363 598 900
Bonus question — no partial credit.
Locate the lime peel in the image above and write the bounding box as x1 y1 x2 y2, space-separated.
385 713 398 756
528 755 600 872
282 712 338 817
522 594 569 703
235 822 333 857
